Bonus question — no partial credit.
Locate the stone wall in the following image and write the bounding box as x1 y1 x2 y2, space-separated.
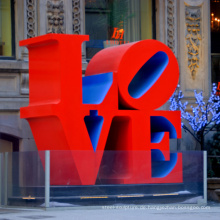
0 0 86 152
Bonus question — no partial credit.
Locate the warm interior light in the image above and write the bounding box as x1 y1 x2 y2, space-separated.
118 29 124 34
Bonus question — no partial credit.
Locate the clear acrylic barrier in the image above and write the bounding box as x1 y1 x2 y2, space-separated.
1 150 206 207
47 150 205 207
5 151 45 207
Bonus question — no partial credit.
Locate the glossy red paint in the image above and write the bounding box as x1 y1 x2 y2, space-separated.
20 34 182 185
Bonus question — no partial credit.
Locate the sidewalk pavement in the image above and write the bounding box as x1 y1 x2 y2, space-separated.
1 202 220 220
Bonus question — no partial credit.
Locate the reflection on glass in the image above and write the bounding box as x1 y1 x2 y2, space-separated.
211 0 220 53
211 1 220 88
211 55 220 83
85 0 152 59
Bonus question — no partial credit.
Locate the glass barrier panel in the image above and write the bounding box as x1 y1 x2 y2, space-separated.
46 150 204 207
6 151 45 207
4 150 205 207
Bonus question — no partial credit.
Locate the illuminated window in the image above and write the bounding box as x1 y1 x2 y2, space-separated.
85 0 154 60
211 0 220 87
0 0 14 57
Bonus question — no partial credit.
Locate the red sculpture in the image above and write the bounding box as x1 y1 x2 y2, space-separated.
20 34 182 185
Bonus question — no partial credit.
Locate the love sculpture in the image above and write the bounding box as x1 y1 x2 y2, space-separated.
20 34 182 185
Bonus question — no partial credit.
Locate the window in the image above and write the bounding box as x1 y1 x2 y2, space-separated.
211 0 220 86
0 0 14 58
85 0 154 60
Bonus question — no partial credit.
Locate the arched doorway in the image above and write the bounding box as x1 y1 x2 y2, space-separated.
0 133 19 153
0 133 20 204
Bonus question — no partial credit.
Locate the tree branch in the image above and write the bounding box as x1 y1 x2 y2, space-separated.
204 123 217 136
182 125 201 143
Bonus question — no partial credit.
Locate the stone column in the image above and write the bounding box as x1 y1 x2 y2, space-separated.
179 0 211 98
21 0 38 61
178 0 211 150
156 0 211 97
38 0 87 68
165 0 178 58
156 0 211 150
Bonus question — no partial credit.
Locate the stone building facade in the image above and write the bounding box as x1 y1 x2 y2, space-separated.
0 0 212 153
